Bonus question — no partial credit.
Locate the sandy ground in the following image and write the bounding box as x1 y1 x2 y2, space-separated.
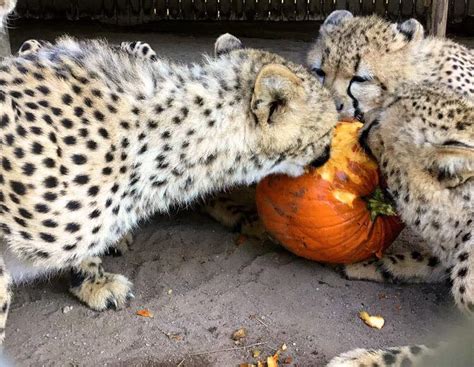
3 21 467 367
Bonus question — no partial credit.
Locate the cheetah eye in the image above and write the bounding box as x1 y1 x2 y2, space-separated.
311 67 326 83
312 68 325 77
351 75 370 83
442 140 473 148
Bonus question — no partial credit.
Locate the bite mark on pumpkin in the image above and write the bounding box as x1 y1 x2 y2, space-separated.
332 190 357 207
315 122 377 185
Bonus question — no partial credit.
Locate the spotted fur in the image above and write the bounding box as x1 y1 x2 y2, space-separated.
307 11 473 120
311 11 474 367
308 11 474 309
17 38 160 289
330 87 473 367
358 86 473 313
0 34 338 344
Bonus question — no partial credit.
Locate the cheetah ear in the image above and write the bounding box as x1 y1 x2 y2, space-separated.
251 64 303 125
430 142 474 187
320 10 353 33
395 19 424 42
214 33 243 57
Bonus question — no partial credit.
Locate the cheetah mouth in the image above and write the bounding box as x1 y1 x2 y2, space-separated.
309 144 331 168
354 108 365 122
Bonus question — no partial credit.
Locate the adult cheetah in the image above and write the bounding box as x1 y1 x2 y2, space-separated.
0 34 338 344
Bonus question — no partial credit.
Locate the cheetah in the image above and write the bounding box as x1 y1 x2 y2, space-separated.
306 11 473 366
328 85 473 366
306 10 473 308
307 11 473 119
0 33 338 344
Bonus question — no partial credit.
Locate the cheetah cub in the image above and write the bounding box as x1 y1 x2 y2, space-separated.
0 34 338 343
309 11 473 367
307 11 473 295
307 10 473 119
328 85 473 366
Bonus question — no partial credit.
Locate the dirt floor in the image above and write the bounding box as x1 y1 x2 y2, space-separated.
2 21 468 367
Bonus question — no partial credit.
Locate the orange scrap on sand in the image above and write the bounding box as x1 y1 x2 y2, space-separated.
256 121 404 264
136 309 153 318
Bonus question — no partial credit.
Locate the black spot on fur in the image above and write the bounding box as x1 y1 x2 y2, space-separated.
74 175 90 185
10 181 27 195
65 223 80 233
66 201 81 211
382 352 396 365
72 154 87 165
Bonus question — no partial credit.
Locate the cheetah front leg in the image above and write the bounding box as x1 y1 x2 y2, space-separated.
202 187 266 240
451 243 474 314
0 256 12 344
69 256 134 311
341 250 448 284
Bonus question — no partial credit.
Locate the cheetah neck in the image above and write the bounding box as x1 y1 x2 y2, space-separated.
115 54 286 218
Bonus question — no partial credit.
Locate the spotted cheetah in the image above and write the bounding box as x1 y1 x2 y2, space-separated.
307 10 473 307
307 11 473 366
307 11 473 119
328 84 473 366
0 33 338 344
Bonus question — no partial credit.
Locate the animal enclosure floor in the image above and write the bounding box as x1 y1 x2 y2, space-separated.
4 22 467 367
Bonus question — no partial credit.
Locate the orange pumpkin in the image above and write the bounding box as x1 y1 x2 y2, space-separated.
256 121 404 264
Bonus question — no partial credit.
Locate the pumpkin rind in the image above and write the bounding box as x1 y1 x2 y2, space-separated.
256 122 404 264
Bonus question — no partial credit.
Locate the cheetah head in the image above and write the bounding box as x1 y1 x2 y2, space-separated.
359 85 474 189
214 33 338 177
307 11 424 121
249 63 338 177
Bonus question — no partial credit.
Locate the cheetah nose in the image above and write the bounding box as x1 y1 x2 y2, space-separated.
336 102 344 112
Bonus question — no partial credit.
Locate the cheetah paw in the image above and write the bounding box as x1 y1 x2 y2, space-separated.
69 257 134 311
339 259 386 282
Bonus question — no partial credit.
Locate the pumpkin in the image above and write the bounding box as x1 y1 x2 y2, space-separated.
255 121 404 264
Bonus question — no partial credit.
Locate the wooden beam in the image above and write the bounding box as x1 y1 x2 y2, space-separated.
429 0 449 37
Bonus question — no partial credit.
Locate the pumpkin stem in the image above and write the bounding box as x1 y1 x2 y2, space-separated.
365 187 398 222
